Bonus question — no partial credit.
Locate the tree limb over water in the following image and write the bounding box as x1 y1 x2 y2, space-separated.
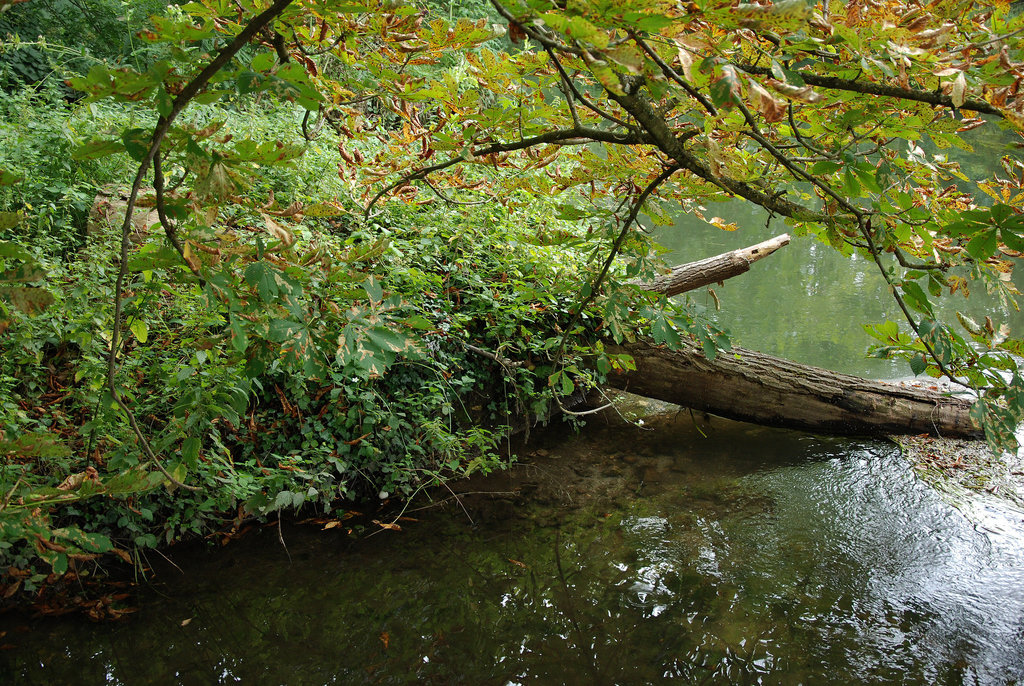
619 236 980 439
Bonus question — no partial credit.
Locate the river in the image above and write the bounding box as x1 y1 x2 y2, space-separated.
2 408 1023 683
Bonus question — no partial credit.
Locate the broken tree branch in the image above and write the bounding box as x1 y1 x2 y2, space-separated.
635 233 791 297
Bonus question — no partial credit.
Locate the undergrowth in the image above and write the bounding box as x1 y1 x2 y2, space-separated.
0 89 641 610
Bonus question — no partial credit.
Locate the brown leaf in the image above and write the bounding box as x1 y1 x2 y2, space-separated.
261 213 295 247
111 548 133 565
57 466 101 491
951 72 967 108
747 79 788 122
766 78 823 103
675 43 695 80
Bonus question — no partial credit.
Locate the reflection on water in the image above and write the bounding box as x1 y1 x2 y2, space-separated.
3 413 1023 684
654 204 1024 379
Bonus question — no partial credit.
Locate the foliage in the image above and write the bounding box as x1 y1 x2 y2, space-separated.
0 90 605 604
0 0 168 86
2 0 1024 610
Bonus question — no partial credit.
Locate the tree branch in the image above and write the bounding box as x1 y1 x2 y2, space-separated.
106 0 296 490
627 31 717 117
736 63 1003 117
635 234 791 297
363 126 652 217
610 88 828 222
544 45 632 128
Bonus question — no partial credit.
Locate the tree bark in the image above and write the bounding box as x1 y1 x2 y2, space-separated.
613 235 981 439
605 340 981 439
634 233 790 297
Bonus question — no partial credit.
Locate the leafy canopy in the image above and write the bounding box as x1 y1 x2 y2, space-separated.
9 0 1024 458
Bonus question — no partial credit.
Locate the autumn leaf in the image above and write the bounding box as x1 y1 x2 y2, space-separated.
262 213 295 247
766 78 823 103
951 72 967 108
747 79 788 122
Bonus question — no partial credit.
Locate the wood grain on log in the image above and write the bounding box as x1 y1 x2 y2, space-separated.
606 340 981 439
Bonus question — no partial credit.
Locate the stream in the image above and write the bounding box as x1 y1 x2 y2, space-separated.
4 203 1024 683
1 409 1023 684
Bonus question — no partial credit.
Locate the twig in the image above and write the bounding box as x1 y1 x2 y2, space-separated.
628 31 717 116
277 515 292 563
463 342 524 368
734 62 1003 117
422 178 488 207
544 45 632 128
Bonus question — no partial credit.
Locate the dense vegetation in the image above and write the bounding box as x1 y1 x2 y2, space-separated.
1 0 1023 613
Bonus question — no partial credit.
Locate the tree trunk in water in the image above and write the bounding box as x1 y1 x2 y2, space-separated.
605 340 981 439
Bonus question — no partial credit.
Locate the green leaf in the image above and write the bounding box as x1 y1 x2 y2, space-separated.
842 168 862 197
0 263 44 283
900 280 933 316
51 553 69 576
0 211 19 230
0 168 24 186
73 138 126 161
1000 229 1024 252
0 286 53 314
909 353 928 376
991 203 1015 225
52 527 113 553
966 230 998 260
128 318 149 344
229 314 249 353
853 166 883 194
363 277 383 303
364 326 416 355
122 128 152 162
770 59 805 86
0 240 33 261
128 245 187 272
155 88 174 117
251 51 277 73
181 436 201 464
267 318 301 342
559 371 575 396
244 261 280 303
170 462 187 485
401 314 434 330
810 160 842 175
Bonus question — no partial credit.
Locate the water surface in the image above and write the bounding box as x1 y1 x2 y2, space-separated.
3 413 1023 684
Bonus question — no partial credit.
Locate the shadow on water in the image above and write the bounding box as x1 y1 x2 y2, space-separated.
3 409 1023 685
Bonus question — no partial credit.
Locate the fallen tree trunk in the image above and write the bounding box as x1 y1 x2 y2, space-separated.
604 234 982 439
605 340 981 439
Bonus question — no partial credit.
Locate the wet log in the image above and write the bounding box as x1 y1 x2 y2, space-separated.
605 340 982 439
